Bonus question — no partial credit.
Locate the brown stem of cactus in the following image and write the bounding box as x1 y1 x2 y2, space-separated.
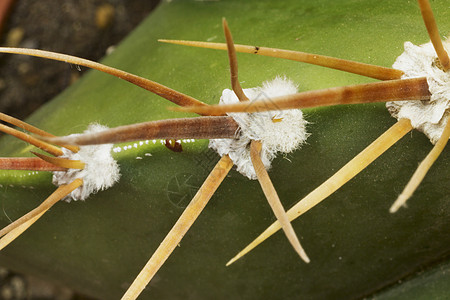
42 116 239 146
173 77 430 115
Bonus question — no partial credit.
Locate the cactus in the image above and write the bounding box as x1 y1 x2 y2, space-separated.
0 0 449 299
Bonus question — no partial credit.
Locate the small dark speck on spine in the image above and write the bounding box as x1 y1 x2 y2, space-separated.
254 46 260 54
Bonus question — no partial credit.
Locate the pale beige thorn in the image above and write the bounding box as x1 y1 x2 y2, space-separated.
0 112 78 154
0 111 79 152
121 155 234 300
37 138 80 154
0 212 44 251
227 119 413 265
0 111 80 152
418 0 450 71
158 39 404 81
0 179 83 248
0 123 63 157
31 151 85 170
250 140 310 263
0 112 53 137
390 118 450 213
222 18 249 102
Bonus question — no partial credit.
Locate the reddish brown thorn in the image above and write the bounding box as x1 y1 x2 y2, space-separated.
390 117 450 213
42 116 239 146
0 112 79 153
223 18 249 102
159 40 405 81
0 47 208 109
173 77 431 115
227 119 413 265
164 139 183 152
0 123 63 157
418 0 450 71
0 179 83 247
0 0 16 39
121 155 233 300
0 157 66 171
249 140 309 263
31 151 85 170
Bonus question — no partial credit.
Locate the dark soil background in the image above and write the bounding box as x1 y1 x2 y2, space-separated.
0 1 160 299
0 0 160 120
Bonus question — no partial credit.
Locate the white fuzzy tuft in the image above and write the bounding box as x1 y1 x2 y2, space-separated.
209 77 309 179
52 124 121 202
386 41 450 144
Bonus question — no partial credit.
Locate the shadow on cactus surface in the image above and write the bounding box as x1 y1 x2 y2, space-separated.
0 0 449 299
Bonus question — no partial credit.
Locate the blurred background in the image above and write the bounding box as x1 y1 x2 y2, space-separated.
0 0 160 120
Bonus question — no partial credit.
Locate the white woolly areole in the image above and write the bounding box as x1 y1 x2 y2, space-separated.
52 124 120 202
209 77 309 180
386 41 450 144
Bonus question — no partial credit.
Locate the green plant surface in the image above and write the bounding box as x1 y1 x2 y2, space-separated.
0 0 449 299
372 260 450 300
